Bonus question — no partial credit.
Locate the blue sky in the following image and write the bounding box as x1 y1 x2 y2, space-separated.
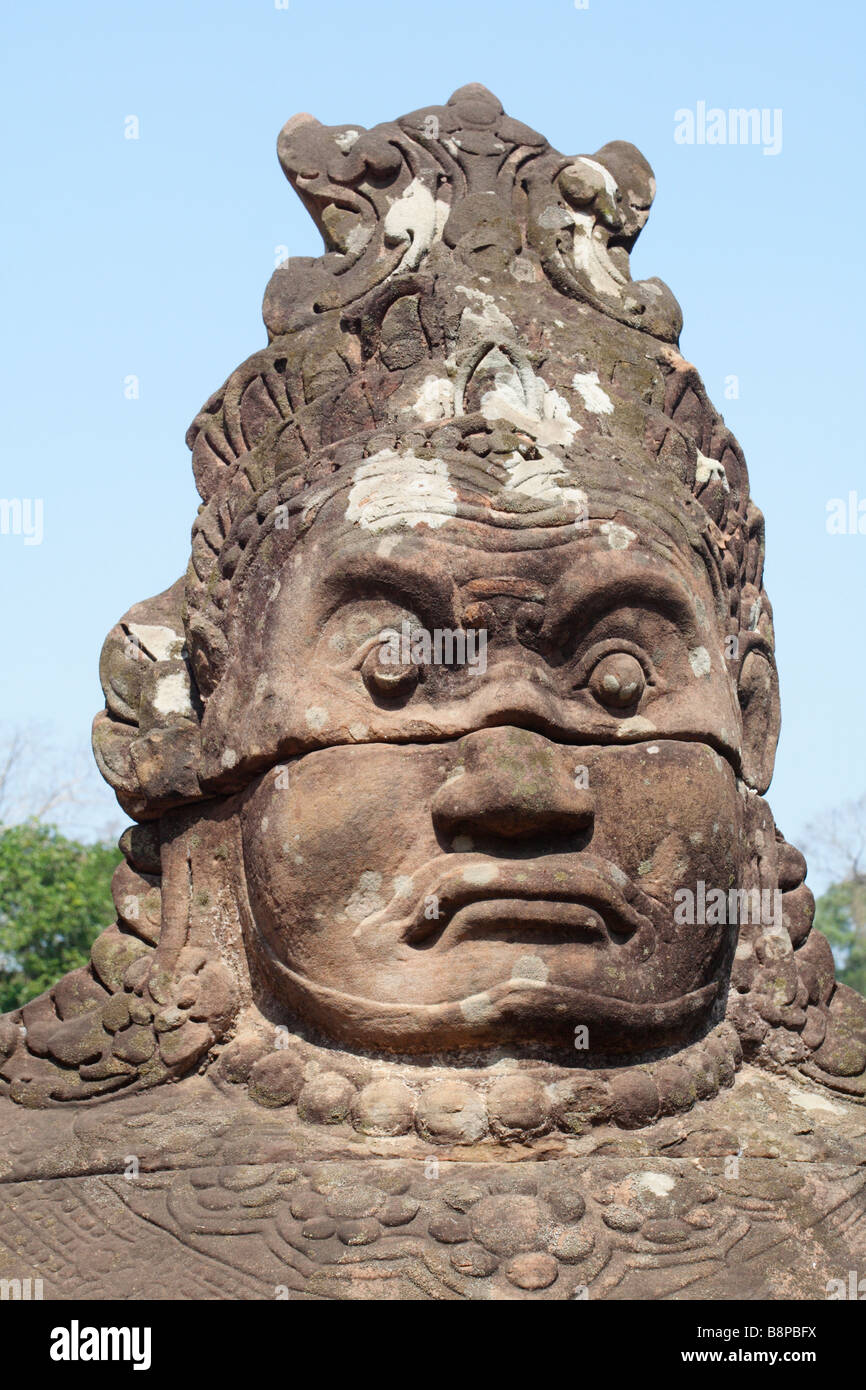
1 0 863 882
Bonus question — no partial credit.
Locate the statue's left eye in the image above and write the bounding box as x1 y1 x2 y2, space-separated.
360 643 419 701
587 650 646 709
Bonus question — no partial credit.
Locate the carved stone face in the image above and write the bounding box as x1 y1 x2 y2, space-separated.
233 479 748 1055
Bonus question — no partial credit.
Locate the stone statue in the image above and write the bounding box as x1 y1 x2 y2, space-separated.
1 85 864 1301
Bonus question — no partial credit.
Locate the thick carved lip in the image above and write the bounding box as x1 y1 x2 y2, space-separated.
425 898 616 950
352 853 658 955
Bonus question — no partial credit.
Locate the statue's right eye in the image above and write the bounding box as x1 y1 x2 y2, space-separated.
360 642 420 701
586 649 646 710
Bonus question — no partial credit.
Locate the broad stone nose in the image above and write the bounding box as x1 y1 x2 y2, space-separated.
432 726 594 841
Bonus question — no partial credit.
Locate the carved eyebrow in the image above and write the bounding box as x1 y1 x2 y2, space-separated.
461 577 547 602
546 567 701 646
314 547 459 627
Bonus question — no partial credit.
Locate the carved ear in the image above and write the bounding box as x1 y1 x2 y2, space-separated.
591 140 656 250
738 644 780 792
92 576 205 819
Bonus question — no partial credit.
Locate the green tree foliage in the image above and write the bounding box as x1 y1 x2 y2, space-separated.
803 795 866 1001
0 822 120 1013
814 878 866 998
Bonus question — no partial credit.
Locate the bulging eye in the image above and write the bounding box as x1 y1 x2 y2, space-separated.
588 650 646 709
361 642 419 701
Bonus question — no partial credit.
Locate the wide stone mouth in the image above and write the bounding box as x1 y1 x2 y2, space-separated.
243 848 719 1056
422 898 623 951
403 878 650 957
351 853 659 957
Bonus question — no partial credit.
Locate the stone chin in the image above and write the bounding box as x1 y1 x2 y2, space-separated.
232 919 722 1058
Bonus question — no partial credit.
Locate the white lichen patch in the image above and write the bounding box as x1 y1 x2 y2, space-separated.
615 716 655 738
220 748 238 770
636 1171 676 1197
343 870 385 923
511 954 549 984
455 284 516 338
688 645 711 677
414 374 455 422
152 670 192 717
500 448 588 517
569 209 627 299
346 450 458 532
577 156 620 203
383 179 449 271
600 521 636 550
479 353 581 447
305 706 329 731
695 451 730 492
460 992 496 1025
127 623 184 662
572 370 614 415
462 863 499 886
509 255 536 282
345 222 373 255
334 128 360 152
375 535 402 559
785 1086 844 1116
